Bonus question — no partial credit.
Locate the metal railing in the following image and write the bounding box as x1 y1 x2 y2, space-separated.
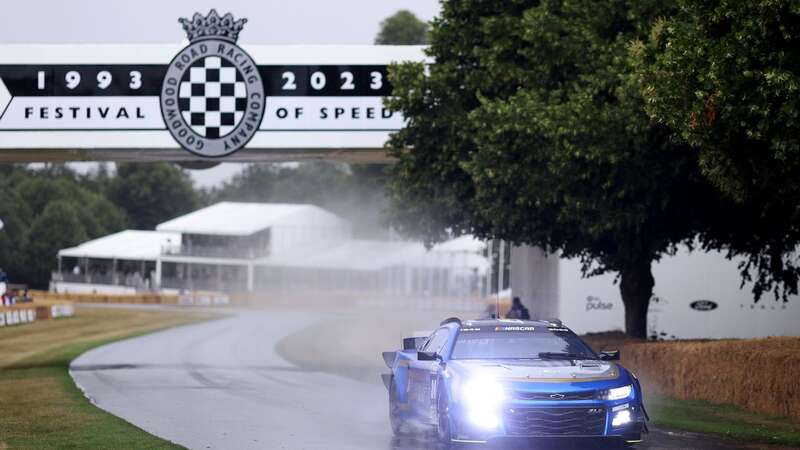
163 245 267 259
160 277 247 292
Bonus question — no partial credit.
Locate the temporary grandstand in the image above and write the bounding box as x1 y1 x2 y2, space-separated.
52 202 490 300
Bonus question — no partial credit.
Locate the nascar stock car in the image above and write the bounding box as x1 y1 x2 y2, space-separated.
382 318 647 447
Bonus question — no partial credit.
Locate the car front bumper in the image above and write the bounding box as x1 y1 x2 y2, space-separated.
450 401 645 443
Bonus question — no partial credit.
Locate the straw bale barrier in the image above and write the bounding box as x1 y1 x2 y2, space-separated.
32 290 178 305
586 334 800 419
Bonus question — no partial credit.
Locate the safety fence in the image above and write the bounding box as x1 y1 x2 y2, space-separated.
0 302 75 328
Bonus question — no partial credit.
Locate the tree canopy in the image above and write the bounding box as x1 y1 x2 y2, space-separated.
0 166 126 287
374 10 429 45
634 1 800 205
385 0 799 337
632 1 800 299
108 163 199 229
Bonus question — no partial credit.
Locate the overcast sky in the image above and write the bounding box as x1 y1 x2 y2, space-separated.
0 0 440 45
1 0 441 187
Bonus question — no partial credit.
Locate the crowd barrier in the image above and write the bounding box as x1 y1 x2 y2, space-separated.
177 292 230 306
33 290 179 305
32 290 230 307
0 302 75 328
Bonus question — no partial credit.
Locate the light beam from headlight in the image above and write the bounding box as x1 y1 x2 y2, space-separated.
612 409 632 427
603 384 633 401
462 378 506 429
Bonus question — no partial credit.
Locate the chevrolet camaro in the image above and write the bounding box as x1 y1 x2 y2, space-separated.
382 318 647 447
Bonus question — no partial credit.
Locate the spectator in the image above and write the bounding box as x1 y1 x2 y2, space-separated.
0 267 8 300
506 296 531 320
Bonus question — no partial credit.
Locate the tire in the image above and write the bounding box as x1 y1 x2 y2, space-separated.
436 387 453 445
389 380 410 436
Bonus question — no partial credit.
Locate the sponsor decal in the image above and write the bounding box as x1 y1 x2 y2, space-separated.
547 327 571 333
690 299 718 311
496 326 536 332
586 295 613 311
460 327 482 332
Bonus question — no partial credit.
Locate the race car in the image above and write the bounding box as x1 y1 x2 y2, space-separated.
382 318 647 447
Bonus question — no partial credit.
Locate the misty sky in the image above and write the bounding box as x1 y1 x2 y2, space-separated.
0 0 441 186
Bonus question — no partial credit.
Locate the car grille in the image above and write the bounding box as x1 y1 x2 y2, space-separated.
503 407 606 436
512 390 596 401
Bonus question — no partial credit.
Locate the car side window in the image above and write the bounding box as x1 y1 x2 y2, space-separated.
432 331 449 354
422 328 449 354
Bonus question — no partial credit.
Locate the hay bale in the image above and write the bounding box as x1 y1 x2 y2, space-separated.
605 338 800 419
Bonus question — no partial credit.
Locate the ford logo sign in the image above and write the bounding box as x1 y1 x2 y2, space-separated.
690 300 718 311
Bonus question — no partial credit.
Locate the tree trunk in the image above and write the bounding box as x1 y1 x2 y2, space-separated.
619 261 655 339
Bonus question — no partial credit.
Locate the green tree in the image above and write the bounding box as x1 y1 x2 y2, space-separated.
25 201 89 287
386 0 796 337
0 166 128 287
375 10 429 45
109 163 199 229
632 1 800 298
633 1 800 204
0 180 31 282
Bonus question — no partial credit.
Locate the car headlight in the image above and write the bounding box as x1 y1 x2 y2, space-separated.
462 378 507 429
602 384 633 401
462 378 507 408
612 409 633 427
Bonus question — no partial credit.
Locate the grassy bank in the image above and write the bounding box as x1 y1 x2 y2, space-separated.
0 306 217 449
649 396 800 448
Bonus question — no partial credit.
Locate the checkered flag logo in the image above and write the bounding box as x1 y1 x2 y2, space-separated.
162 11 264 157
178 56 247 139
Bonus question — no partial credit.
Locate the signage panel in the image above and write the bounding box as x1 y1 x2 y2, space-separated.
0 10 428 160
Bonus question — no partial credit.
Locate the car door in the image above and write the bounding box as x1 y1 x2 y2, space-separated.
408 327 449 421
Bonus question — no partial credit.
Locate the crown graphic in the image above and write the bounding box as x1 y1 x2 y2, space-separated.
179 10 248 43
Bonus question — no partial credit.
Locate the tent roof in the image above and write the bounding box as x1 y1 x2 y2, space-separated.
58 230 181 260
259 237 489 272
155 202 327 236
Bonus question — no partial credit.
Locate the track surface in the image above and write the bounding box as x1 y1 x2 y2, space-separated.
70 310 764 450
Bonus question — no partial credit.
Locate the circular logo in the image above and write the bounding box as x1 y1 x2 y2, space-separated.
690 300 718 311
161 40 265 157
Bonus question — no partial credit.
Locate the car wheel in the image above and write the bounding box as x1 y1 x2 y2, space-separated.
436 387 453 445
389 380 409 436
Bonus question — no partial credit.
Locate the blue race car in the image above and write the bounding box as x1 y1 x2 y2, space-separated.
382 318 647 447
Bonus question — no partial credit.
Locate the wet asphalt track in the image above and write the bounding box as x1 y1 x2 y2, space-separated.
70 310 764 450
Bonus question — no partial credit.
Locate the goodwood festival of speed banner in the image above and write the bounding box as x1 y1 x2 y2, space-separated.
0 10 428 157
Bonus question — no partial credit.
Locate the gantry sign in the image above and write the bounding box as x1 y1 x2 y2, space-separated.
0 10 427 161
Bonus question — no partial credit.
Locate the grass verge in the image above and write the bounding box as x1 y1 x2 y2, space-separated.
648 395 800 448
0 306 218 450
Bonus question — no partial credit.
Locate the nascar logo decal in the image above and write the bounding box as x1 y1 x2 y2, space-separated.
161 10 265 157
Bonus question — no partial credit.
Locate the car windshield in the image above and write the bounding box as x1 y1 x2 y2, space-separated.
450 328 597 360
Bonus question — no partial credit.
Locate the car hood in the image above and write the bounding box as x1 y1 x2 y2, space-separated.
447 359 620 383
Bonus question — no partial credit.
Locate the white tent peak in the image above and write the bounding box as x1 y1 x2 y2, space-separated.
58 230 181 260
155 202 340 236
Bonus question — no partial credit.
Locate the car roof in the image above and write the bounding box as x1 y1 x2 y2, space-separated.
458 319 567 329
